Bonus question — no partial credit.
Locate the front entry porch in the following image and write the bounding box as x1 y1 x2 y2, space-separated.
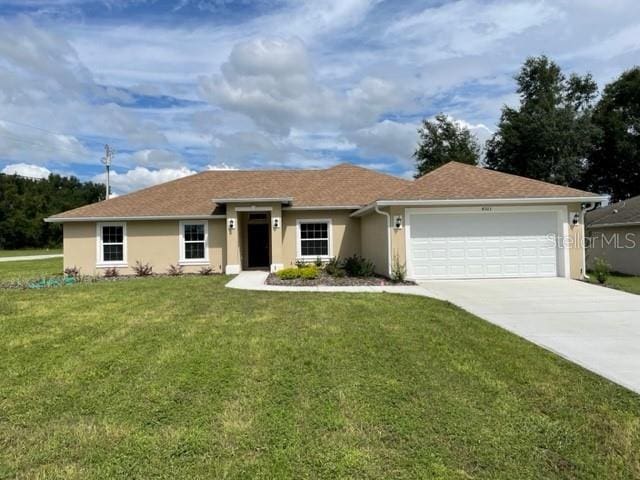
223 201 285 274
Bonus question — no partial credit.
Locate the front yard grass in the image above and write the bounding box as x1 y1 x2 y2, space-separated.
1 275 639 479
0 248 62 257
587 273 640 295
0 257 63 281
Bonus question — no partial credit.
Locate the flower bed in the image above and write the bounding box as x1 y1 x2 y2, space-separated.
266 271 413 287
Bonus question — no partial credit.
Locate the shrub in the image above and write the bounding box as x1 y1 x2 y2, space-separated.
341 254 375 277
199 266 214 275
103 267 119 278
167 264 184 276
299 265 318 279
390 253 406 283
314 256 323 267
324 257 342 275
63 266 80 278
277 267 301 280
133 261 153 277
593 257 611 284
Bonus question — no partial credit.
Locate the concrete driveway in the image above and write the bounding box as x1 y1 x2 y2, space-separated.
419 278 640 395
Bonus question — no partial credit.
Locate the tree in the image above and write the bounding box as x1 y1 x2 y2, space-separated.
485 56 599 187
413 113 480 177
583 67 640 201
0 173 104 249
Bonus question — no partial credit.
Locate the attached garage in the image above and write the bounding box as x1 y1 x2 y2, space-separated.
406 207 567 280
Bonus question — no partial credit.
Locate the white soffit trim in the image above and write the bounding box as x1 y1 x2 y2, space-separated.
283 205 360 211
351 196 608 217
45 215 226 223
211 197 293 203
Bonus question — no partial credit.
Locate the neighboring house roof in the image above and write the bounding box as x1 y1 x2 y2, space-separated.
48 163 411 220
586 195 640 228
385 162 599 201
48 161 604 222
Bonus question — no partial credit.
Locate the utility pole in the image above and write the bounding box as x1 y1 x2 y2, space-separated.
101 144 113 200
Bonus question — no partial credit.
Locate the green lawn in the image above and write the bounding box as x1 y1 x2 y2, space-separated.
1 276 639 479
0 248 62 257
587 273 640 295
0 257 63 281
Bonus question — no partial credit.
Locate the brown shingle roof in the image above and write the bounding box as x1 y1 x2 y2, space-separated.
49 161 603 221
386 162 599 200
50 163 411 219
586 195 640 227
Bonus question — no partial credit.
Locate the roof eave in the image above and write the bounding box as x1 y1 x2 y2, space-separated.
45 214 227 223
211 197 293 204
351 196 608 217
587 221 640 229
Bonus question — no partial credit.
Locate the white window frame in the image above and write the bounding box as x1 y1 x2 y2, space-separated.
179 220 209 265
296 218 332 260
96 222 127 267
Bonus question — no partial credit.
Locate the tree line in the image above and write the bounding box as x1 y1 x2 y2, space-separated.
414 56 640 202
0 173 104 249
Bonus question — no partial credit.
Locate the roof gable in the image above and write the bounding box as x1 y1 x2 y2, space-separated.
386 162 598 201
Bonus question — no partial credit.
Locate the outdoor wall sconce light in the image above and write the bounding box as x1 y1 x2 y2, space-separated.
394 215 403 229
570 212 580 225
227 218 236 230
272 217 280 229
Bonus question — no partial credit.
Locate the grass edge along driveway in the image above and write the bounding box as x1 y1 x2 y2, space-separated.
1 275 639 479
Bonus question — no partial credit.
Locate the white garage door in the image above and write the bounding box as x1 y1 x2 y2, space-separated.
408 211 559 279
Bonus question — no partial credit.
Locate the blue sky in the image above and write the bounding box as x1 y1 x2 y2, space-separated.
0 0 639 194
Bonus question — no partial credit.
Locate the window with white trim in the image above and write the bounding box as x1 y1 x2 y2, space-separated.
298 220 331 258
180 221 208 263
98 223 126 264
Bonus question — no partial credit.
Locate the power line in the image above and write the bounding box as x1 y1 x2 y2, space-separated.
0 118 75 138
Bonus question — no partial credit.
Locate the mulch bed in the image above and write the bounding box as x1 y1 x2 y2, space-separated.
266 271 414 287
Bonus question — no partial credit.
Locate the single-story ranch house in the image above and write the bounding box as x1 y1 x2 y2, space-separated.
586 194 640 275
47 162 606 281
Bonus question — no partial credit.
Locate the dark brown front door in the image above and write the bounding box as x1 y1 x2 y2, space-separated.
248 223 270 268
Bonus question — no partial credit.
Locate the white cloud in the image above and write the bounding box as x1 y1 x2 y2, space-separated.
92 166 196 194
123 149 185 168
199 37 404 135
2 162 51 179
348 120 418 165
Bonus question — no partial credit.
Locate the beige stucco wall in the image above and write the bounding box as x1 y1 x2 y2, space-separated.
360 209 389 276
63 219 225 276
281 210 361 267
567 203 584 279
63 222 96 274
586 225 640 275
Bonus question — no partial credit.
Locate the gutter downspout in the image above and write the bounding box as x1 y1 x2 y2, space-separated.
581 202 600 279
374 204 393 277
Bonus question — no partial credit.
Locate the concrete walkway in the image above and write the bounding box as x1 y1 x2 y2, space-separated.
226 270 429 295
0 254 62 262
419 278 640 395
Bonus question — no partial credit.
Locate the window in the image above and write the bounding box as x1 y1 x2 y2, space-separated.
97 223 126 265
180 221 209 264
297 219 331 258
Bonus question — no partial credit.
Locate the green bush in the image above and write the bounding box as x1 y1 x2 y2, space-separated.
342 254 375 277
277 267 301 280
324 257 346 277
300 265 318 279
593 257 611 284
390 253 406 283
